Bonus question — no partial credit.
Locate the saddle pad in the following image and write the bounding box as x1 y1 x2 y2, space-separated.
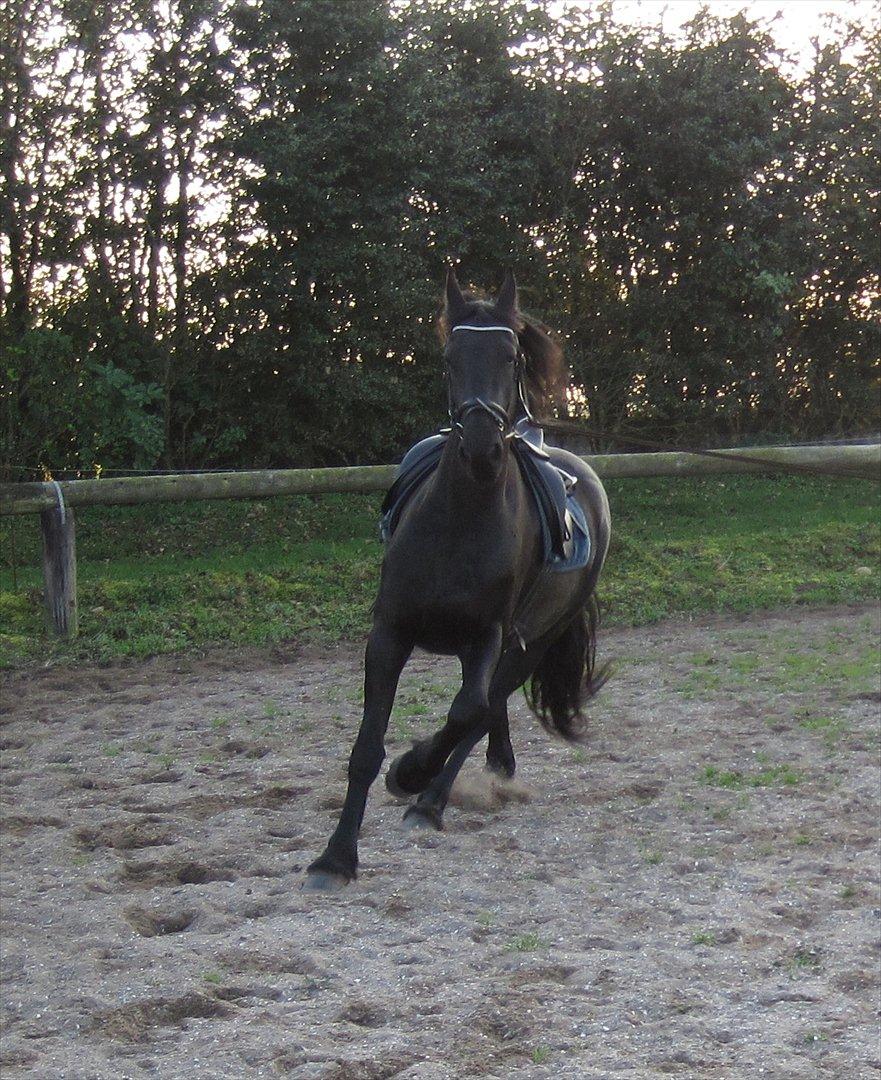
553 493 591 573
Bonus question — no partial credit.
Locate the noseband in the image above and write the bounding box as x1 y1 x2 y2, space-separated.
446 325 533 436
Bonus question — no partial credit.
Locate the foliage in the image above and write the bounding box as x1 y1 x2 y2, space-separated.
1 1 879 474
3 328 163 470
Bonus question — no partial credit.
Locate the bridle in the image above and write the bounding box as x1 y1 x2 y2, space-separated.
445 324 534 438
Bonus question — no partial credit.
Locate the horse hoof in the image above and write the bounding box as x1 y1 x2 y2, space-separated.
386 754 421 798
302 870 349 892
403 805 444 831
485 759 515 780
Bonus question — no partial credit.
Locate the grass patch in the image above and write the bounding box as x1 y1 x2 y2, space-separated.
798 712 847 749
790 947 822 973
388 681 449 739
691 930 717 946
2 474 878 667
506 933 544 953
701 763 801 789
678 638 879 700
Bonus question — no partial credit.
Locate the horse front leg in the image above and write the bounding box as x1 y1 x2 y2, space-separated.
385 624 503 819
304 621 412 891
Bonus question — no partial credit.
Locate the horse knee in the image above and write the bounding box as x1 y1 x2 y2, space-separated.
347 742 385 786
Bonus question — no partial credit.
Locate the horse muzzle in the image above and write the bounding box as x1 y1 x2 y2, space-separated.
453 401 509 483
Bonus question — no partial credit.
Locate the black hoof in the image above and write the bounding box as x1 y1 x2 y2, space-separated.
302 869 350 892
403 804 444 831
385 753 426 798
485 757 516 780
304 852 355 891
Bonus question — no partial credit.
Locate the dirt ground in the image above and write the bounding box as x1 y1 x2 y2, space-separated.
1 604 879 1080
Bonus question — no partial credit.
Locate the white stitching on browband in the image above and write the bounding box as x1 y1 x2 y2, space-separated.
451 325 517 336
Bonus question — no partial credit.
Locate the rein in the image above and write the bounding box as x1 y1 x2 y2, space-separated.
446 324 534 436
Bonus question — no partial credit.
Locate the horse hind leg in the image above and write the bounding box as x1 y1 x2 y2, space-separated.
402 721 493 829
485 706 515 778
385 684 489 801
396 610 607 834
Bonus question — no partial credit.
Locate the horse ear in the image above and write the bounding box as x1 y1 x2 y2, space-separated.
445 266 467 320
495 269 518 317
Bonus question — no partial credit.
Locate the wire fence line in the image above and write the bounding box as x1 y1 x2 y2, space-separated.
536 422 881 482
5 434 881 484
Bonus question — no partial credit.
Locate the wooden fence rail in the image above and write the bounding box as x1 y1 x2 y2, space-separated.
2 443 878 640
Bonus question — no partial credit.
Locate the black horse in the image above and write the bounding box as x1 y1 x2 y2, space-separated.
305 269 610 890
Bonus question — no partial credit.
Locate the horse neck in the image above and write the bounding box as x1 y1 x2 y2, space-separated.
428 434 515 518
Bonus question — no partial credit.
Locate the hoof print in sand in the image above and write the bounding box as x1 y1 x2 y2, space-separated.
75 818 175 851
180 784 304 821
124 905 197 937
138 769 183 784
119 857 237 889
217 948 323 978
98 992 232 1040
1 813 65 835
219 739 269 759
337 999 389 1028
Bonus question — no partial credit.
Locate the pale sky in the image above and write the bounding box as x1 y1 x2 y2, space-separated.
562 1 878 70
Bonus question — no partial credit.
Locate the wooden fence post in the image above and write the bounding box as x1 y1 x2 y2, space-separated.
40 499 78 639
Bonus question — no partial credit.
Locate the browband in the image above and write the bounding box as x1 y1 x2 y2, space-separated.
451 325 517 336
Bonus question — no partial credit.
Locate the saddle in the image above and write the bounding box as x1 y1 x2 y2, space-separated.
380 418 591 574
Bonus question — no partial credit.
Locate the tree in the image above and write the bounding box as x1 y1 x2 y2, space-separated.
2 0 877 473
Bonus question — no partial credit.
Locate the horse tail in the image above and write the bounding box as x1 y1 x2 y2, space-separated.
524 595 610 742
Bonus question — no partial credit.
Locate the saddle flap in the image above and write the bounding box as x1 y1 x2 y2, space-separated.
380 434 447 541
512 440 570 561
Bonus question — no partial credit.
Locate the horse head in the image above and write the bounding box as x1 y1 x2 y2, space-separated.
442 268 523 484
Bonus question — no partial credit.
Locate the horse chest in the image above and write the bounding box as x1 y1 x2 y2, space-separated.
384 516 521 616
